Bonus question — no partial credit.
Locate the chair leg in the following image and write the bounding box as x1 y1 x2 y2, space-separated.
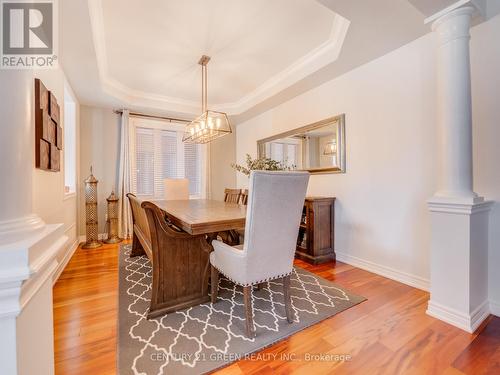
243 286 256 338
283 275 293 323
254 282 264 291
211 265 219 304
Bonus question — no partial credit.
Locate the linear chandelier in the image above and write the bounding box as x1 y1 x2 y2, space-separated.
182 55 232 144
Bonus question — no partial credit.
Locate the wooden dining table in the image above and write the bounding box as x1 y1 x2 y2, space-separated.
150 199 247 235
141 199 247 317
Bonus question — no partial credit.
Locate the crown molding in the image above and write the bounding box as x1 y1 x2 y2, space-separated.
87 0 350 116
424 0 486 25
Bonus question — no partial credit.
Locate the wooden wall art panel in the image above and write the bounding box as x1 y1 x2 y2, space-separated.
35 79 62 171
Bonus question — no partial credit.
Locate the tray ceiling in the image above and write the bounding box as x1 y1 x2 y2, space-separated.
88 0 349 115
61 0 440 120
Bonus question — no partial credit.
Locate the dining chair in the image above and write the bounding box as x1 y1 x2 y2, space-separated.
127 193 151 259
218 188 243 246
164 178 189 200
224 188 242 204
239 189 249 205
210 171 310 337
236 189 249 243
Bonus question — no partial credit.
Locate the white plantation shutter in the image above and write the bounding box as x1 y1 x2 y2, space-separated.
133 121 204 199
158 130 178 197
268 141 298 166
286 144 297 166
184 143 201 196
270 142 284 163
135 128 154 195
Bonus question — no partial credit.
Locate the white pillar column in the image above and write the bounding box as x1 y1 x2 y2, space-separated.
432 6 479 203
426 5 492 333
0 69 67 375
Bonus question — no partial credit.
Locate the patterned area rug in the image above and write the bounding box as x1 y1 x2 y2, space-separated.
118 244 365 374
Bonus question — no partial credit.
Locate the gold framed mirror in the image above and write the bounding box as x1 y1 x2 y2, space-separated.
257 114 346 174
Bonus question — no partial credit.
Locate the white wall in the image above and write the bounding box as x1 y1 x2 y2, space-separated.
470 16 500 314
79 106 121 235
235 13 500 295
210 130 237 201
0 65 81 374
31 68 81 281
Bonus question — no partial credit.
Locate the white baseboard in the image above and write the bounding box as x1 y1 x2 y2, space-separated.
54 231 114 283
427 300 490 333
335 251 430 291
490 299 500 317
78 233 107 243
52 238 79 284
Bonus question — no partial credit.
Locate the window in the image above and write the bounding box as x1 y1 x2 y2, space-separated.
132 119 204 199
184 143 201 197
268 141 298 167
135 128 154 196
63 86 76 195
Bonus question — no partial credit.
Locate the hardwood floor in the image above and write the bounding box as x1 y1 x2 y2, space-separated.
53 242 500 374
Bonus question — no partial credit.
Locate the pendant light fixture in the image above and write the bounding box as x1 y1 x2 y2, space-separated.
182 55 232 144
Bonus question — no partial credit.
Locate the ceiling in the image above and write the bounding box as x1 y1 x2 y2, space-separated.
101 0 342 106
60 0 497 122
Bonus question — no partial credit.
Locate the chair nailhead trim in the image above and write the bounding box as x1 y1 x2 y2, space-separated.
212 265 292 287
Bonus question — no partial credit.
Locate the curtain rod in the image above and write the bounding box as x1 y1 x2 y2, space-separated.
113 110 190 124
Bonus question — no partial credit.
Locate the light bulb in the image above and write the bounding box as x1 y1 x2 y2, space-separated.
216 118 221 129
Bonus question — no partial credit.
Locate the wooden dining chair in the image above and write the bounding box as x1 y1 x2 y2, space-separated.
210 171 310 337
218 188 242 246
239 189 249 205
234 189 249 244
224 188 242 204
142 201 212 318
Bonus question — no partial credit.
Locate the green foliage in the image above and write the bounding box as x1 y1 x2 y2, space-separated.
231 154 295 176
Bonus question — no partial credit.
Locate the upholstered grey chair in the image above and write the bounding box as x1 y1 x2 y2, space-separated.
210 171 310 337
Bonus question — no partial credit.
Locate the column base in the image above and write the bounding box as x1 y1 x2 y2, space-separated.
0 222 67 375
429 192 484 206
427 198 493 333
428 196 491 213
0 214 45 246
427 300 490 333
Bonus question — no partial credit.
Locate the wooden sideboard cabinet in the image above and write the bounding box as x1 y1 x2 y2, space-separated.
296 197 335 265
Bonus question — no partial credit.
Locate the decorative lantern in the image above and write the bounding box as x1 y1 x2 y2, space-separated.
104 190 122 244
82 166 102 249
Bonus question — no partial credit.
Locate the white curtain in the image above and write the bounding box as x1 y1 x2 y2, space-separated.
117 109 133 238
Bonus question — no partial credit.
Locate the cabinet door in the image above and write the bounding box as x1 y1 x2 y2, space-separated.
312 200 334 255
297 203 308 251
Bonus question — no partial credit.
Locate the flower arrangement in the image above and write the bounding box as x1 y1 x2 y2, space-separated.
231 154 295 176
